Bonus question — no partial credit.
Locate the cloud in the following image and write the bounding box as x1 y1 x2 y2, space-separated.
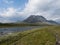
0 19 14 23
20 0 53 16
3 0 14 4
19 0 60 20
0 7 24 23
0 8 17 17
0 7 23 17
0 0 60 23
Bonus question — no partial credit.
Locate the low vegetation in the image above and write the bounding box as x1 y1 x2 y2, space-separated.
0 23 52 28
0 26 60 45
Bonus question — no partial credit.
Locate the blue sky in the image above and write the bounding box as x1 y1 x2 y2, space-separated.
0 0 28 23
0 0 28 9
0 0 60 23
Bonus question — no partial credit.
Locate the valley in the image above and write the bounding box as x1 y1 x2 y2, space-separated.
0 15 59 45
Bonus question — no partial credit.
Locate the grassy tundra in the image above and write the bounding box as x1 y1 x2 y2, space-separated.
0 26 60 45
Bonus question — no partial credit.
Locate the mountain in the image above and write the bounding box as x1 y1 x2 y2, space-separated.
47 20 59 25
55 19 60 24
23 15 59 25
23 15 47 23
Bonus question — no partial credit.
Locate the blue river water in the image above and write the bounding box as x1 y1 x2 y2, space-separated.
0 26 40 35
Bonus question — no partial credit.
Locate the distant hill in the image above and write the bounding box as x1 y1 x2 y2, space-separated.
47 20 59 25
55 19 60 24
23 15 59 25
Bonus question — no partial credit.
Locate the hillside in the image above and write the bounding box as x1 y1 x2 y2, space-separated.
55 19 60 24
0 26 60 45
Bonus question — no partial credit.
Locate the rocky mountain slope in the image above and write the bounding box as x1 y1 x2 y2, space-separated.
23 15 58 25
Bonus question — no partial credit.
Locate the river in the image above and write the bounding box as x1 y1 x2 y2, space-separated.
0 26 41 35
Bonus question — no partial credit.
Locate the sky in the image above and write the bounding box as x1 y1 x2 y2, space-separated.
0 0 60 23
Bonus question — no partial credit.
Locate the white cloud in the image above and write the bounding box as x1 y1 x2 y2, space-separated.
3 0 14 4
0 0 60 23
19 0 60 20
0 7 24 23
0 8 15 17
20 0 53 15
0 7 21 17
0 19 15 23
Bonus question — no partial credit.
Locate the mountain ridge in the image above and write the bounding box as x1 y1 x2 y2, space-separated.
23 15 59 25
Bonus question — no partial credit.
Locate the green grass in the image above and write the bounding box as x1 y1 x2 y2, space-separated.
0 23 52 28
14 29 55 45
0 26 60 45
